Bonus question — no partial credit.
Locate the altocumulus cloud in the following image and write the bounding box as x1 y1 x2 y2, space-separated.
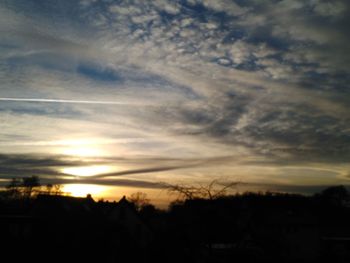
0 0 350 190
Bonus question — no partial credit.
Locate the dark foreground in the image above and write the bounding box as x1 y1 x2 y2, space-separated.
1 187 350 263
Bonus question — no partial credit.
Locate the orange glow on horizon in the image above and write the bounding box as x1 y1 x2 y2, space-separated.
62 184 107 198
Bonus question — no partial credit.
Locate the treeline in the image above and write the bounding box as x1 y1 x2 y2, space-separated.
0 176 350 263
1 176 350 210
1 175 63 200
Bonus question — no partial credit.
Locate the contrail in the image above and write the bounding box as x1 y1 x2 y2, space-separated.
0 97 135 105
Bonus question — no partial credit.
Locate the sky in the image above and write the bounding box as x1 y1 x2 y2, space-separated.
0 0 349 205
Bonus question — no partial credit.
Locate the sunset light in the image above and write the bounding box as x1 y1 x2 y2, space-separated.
51 138 110 157
61 146 104 157
62 165 111 177
1 0 350 261
62 184 107 198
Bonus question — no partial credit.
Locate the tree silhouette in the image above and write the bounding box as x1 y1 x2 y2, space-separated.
5 178 21 199
22 176 41 198
53 184 63 195
3 176 64 199
318 185 349 206
128 192 150 211
163 179 239 200
46 184 53 195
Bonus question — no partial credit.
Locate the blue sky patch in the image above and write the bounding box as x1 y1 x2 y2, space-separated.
77 64 123 82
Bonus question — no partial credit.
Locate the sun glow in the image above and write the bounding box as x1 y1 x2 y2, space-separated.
61 146 104 157
52 138 110 157
62 165 111 177
63 184 107 197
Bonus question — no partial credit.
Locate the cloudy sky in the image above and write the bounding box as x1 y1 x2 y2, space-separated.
0 0 349 203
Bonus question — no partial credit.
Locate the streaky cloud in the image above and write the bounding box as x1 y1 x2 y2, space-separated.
91 165 198 179
1 0 350 191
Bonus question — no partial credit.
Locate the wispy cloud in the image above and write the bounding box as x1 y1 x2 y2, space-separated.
1 0 350 190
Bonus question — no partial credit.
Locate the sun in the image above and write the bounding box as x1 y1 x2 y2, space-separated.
61 165 111 177
63 184 107 198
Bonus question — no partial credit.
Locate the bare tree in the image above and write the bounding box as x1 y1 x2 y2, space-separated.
45 184 53 195
128 192 150 211
53 184 63 195
38 183 63 196
163 179 239 201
